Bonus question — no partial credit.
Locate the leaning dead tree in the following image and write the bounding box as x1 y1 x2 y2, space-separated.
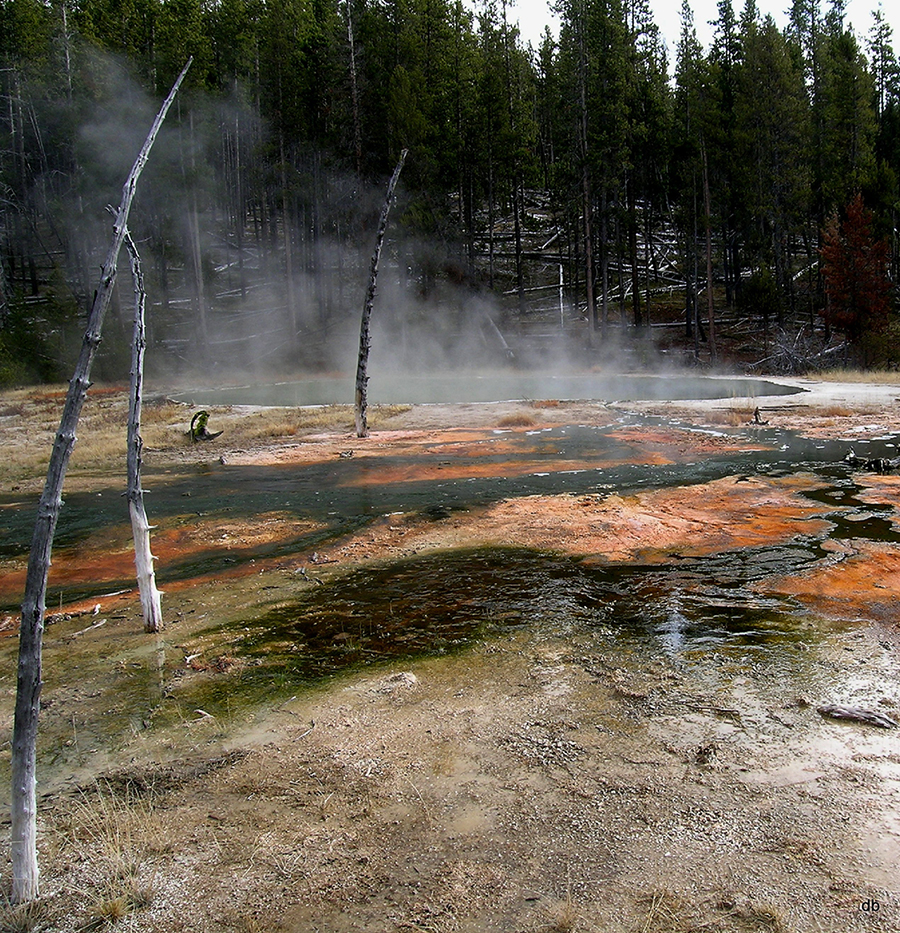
10 59 190 904
125 232 163 633
354 148 408 438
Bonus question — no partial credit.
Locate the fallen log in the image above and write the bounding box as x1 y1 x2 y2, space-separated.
817 704 898 729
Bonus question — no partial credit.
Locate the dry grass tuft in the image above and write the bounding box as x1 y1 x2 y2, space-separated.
368 403 413 425
814 404 859 418
77 876 157 931
51 783 168 929
634 889 692 932
728 898 789 932
496 412 537 428
0 401 27 418
546 891 579 932
0 384 416 485
165 402 411 448
81 894 129 930
0 897 51 933
223 402 413 443
235 919 265 933
634 888 790 933
706 407 756 427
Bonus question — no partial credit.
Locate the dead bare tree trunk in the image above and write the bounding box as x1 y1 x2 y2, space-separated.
124 232 163 633
10 59 190 904
354 149 407 439
701 139 717 362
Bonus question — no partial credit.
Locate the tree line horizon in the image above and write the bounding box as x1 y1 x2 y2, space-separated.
1 0 898 382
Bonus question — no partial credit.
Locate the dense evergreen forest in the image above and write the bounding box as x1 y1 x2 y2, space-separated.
1 0 898 384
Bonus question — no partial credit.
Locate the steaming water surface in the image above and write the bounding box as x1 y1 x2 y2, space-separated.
172 372 801 406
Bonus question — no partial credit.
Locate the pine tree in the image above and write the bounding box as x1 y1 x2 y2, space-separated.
867 3 900 279
622 0 670 328
735 12 810 325
709 0 740 308
672 0 708 353
818 4 876 211
820 192 891 364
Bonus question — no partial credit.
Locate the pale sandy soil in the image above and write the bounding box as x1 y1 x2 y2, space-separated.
1 379 899 933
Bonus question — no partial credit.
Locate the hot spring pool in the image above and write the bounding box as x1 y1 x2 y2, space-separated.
172 372 801 407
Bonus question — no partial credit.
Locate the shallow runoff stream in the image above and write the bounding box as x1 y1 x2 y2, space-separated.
0 384 898 814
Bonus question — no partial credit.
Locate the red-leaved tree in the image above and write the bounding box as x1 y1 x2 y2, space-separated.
820 193 892 366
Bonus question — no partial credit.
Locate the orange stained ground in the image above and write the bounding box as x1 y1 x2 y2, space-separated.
2 421 898 629
326 473 834 565
755 539 900 624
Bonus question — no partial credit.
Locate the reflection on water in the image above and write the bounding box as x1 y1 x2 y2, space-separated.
181 545 835 713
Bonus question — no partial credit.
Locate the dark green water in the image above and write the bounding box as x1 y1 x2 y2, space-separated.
180 539 838 719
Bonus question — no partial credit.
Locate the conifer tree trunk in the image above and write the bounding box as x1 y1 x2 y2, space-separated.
186 112 208 345
280 133 297 339
10 60 190 904
345 0 363 177
0 237 9 327
355 149 407 438
576 14 596 339
701 139 717 362
600 186 610 335
582 169 596 336
628 183 642 328
124 233 163 633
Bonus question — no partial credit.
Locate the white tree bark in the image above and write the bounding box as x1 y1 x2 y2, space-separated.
10 59 190 904
129 499 163 630
125 232 163 633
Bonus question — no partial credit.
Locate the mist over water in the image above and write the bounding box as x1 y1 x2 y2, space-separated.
30 51 779 395
175 371 800 407
26 53 628 387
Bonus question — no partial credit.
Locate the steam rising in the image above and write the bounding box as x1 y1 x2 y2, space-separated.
31 52 675 396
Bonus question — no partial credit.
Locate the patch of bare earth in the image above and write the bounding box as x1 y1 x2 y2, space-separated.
27 638 900 932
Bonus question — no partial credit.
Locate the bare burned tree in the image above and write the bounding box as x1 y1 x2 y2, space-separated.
354 149 408 439
10 59 190 904
125 232 163 633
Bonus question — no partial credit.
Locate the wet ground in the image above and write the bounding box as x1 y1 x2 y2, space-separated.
0 381 899 931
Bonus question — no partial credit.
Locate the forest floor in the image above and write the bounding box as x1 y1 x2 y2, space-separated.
1 375 900 932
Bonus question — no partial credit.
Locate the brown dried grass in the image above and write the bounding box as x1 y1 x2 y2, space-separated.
0 385 412 482
496 412 538 428
817 369 900 384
